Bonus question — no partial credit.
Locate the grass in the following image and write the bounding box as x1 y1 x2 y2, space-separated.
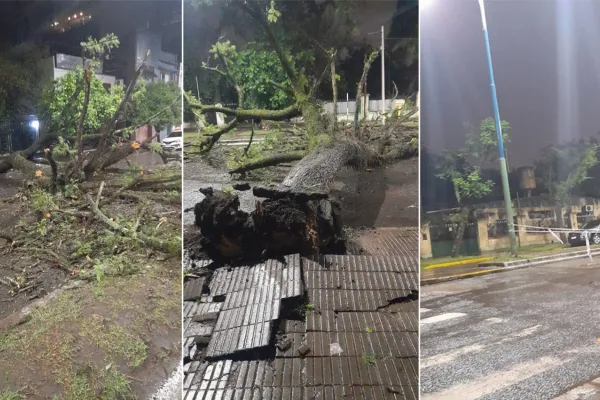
0 390 21 400
421 242 577 268
81 318 148 368
362 353 377 366
0 263 180 398
0 333 14 351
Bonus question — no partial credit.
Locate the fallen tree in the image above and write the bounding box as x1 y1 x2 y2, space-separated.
188 1 417 186
187 0 418 262
0 34 182 288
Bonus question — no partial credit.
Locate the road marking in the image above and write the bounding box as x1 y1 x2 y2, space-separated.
512 324 541 337
421 312 466 325
421 325 543 369
485 317 504 324
422 356 569 400
424 257 494 269
420 308 431 313
421 344 484 369
553 378 600 399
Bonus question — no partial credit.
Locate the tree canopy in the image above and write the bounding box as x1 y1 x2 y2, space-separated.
535 139 599 206
40 69 124 136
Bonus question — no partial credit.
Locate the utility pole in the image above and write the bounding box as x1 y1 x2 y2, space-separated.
478 0 518 256
381 25 386 123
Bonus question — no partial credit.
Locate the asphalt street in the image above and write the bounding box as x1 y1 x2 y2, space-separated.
421 258 600 400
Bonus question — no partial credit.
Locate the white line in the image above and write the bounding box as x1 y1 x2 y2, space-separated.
420 308 431 313
422 356 568 400
485 317 504 324
421 312 466 325
421 325 542 369
421 344 484 369
553 378 600 400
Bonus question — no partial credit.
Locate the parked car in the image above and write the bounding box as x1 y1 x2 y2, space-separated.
568 219 600 247
162 128 182 151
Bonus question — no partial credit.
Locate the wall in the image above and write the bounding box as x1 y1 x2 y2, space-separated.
476 204 600 252
420 224 433 258
53 68 117 86
135 30 179 84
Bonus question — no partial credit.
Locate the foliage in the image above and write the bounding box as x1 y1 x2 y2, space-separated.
535 140 599 206
40 68 124 136
53 136 76 158
30 189 57 212
80 34 120 68
129 81 181 131
438 118 510 205
205 40 312 109
121 163 144 186
149 142 164 154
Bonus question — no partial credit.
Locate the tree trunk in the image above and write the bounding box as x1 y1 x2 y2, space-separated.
354 51 379 138
330 56 338 132
555 206 567 242
281 140 380 192
450 219 467 258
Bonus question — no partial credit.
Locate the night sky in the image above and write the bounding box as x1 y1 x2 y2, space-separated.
421 0 600 167
0 1 180 56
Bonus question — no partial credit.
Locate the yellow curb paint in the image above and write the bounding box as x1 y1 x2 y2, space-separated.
421 268 502 284
424 257 494 270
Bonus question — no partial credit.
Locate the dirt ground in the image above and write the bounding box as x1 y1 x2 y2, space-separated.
0 159 182 399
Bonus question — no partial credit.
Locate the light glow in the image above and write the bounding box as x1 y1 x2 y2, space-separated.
29 120 39 131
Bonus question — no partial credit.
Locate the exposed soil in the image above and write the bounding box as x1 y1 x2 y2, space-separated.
0 263 181 399
193 188 345 263
0 157 182 399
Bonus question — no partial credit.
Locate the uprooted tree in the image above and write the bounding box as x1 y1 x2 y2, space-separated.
0 34 181 267
186 0 418 261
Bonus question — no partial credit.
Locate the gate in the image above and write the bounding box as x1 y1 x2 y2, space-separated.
429 222 480 258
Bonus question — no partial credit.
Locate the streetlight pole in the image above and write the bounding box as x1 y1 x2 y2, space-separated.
381 25 386 123
477 0 518 256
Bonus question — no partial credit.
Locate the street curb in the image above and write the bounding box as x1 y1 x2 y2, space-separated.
423 257 493 270
421 249 600 285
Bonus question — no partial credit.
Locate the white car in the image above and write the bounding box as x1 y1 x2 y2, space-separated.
162 129 183 151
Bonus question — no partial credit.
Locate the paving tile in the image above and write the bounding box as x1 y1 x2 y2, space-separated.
308 255 418 273
184 277 205 301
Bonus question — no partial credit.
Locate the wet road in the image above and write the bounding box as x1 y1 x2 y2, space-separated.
421 258 600 400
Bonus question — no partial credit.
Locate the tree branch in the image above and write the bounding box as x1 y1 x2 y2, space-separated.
229 152 305 174
239 1 301 93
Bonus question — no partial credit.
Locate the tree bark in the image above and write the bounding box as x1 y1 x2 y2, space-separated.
450 218 467 258
281 140 380 192
229 152 305 175
331 55 338 132
354 51 379 138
